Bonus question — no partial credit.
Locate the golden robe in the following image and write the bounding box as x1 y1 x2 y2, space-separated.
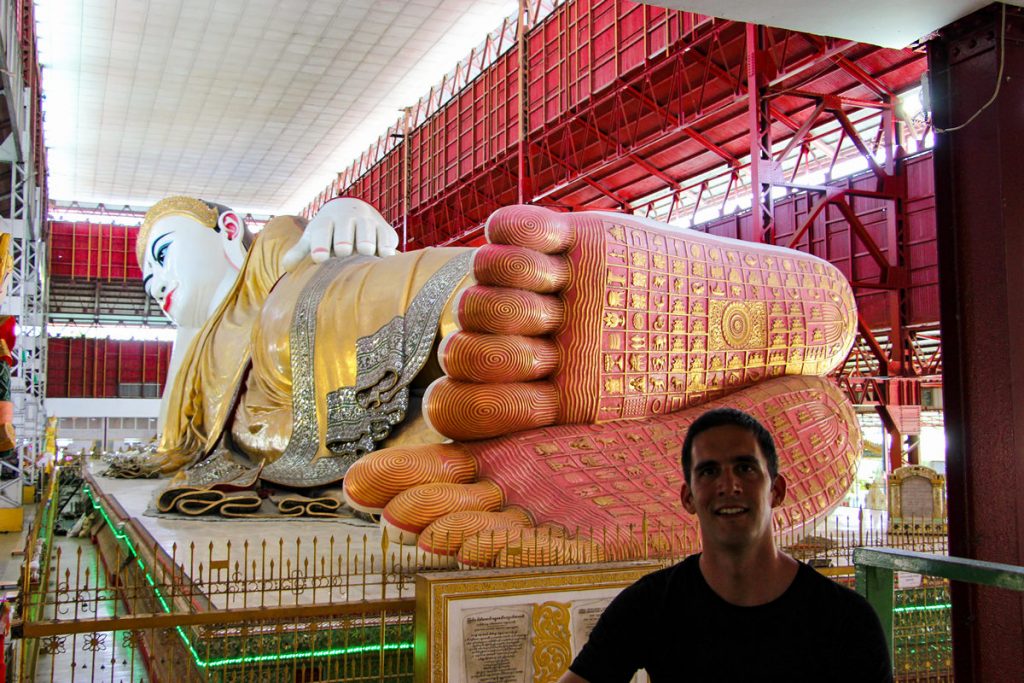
158 217 472 489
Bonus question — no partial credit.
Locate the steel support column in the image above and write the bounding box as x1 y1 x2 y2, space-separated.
930 4 1024 681
9 161 45 473
1 166 44 502
746 24 774 243
516 0 531 204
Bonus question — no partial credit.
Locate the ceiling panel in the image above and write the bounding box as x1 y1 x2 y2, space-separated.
37 0 518 214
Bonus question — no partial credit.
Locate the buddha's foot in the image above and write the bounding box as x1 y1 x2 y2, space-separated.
346 375 861 567
424 205 857 441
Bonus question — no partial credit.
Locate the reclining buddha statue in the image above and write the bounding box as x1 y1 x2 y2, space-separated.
133 195 861 567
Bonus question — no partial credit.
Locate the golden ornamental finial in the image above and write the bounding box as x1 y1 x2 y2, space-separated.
136 196 218 266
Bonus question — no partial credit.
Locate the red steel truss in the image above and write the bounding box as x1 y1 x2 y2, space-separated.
303 1 924 241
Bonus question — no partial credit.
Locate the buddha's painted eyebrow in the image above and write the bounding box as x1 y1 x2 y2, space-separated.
150 232 172 261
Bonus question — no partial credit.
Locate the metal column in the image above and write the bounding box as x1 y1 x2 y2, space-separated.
930 4 1024 680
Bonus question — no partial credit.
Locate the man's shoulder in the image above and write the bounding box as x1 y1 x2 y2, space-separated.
610 554 698 605
637 554 699 586
793 562 882 623
795 562 860 597
789 563 893 680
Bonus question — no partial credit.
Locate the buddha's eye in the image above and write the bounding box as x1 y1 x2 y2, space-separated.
156 242 170 265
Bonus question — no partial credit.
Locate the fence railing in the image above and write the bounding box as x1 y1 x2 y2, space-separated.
855 547 1024 683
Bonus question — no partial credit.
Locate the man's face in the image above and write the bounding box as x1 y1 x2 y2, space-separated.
141 215 234 328
680 424 785 551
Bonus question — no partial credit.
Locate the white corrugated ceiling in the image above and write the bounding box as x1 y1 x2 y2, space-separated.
37 0 517 215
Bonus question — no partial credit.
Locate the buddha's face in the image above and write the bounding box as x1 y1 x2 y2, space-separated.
141 214 243 328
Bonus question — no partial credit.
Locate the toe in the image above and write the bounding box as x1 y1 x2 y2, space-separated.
455 285 564 335
423 379 558 440
487 527 606 567
473 244 570 293
485 205 575 253
439 332 558 383
343 443 476 514
382 481 504 543
417 508 533 568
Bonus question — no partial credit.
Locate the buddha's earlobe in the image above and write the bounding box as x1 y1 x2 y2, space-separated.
219 211 242 241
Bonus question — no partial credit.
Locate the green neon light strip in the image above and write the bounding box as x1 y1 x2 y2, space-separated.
84 486 413 669
894 603 951 613
203 642 413 668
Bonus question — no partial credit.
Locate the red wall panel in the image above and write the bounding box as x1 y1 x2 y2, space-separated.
49 222 142 281
46 338 171 398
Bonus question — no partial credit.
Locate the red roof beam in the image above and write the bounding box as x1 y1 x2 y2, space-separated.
576 116 681 190
530 141 634 210
689 44 836 159
622 83 740 168
784 90 893 111
830 107 888 181
797 32 896 99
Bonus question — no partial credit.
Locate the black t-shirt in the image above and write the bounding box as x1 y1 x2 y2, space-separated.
570 554 892 683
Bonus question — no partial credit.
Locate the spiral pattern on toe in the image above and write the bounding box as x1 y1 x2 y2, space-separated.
485 205 574 253
491 527 571 567
439 333 558 382
473 245 570 293
419 508 533 557
456 286 564 335
456 527 523 567
382 481 504 534
343 444 476 512
424 379 559 440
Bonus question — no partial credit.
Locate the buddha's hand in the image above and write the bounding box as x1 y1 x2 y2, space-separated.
282 197 400 270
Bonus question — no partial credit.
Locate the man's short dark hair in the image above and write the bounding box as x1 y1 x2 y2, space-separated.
680 408 779 484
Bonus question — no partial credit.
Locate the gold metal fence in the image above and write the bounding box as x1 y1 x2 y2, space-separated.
775 508 949 571
892 577 952 682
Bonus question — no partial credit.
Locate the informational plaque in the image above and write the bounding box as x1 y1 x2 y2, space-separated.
415 561 660 683
462 606 532 682
570 599 609 650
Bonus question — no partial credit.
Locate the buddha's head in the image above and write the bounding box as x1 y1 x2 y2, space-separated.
137 196 252 328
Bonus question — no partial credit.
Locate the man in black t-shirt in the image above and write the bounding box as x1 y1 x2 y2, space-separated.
560 408 892 683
